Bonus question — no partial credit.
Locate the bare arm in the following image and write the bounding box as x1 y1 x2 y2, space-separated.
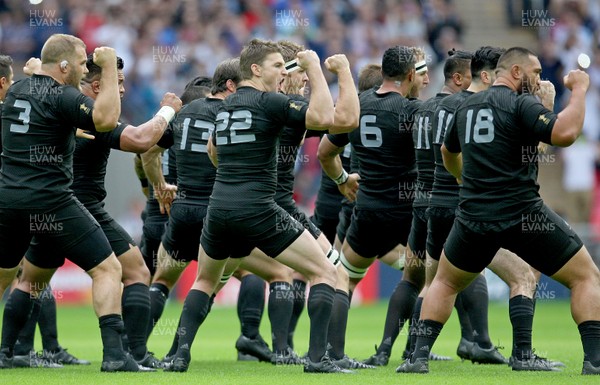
207 134 218 167
297 50 334 130
120 93 182 153
325 55 360 134
133 155 149 198
91 47 121 132
317 135 359 201
141 145 177 214
550 70 589 147
441 144 462 184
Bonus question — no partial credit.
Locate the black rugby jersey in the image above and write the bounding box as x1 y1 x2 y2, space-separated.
171 97 221 204
209 86 308 209
275 94 309 205
430 90 473 209
348 88 416 211
0 75 96 208
71 122 127 205
412 93 449 208
444 85 555 221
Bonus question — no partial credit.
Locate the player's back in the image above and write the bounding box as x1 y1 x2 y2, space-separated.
0 75 94 208
349 88 415 210
173 97 221 204
210 86 307 209
412 93 448 208
430 90 473 209
447 85 553 221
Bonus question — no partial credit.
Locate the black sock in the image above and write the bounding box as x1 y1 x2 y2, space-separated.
403 319 412 355
122 283 151 360
14 298 41 355
412 319 443 361
1 289 35 355
376 280 419 356
327 290 349 360
38 287 60 352
460 275 491 348
175 289 210 356
99 314 126 361
408 297 423 355
166 315 182 358
287 279 306 349
268 282 293 353
454 292 474 341
147 283 169 340
307 283 335 362
509 295 534 359
208 294 216 314
578 320 600 366
237 274 265 339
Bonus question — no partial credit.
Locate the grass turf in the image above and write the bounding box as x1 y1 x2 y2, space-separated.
0 299 596 384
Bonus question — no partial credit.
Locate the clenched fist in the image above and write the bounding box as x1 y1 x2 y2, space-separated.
93 47 117 69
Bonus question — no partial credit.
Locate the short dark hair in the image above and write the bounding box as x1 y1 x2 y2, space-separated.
83 53 124 82
240 39 281 80
381 46 416 81
184 76 212 89
443 49 473 81
496 47 536 72
211 58 241 95
180 86 210 105
0 55 13 79
358 64 382 93
471 46 506 79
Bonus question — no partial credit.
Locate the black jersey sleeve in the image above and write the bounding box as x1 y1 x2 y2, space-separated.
327 133 350 147
516 95 556 144
263 92 308 131
157 125 174 149
94 122 127 150
56 85 96 130
443 114 461 153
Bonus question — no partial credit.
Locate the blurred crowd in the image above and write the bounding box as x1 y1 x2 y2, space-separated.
0 0 599 225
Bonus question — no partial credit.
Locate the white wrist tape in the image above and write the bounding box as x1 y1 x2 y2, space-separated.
155 106 176 123
333 169 349 185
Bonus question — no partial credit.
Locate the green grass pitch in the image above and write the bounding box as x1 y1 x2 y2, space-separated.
0 300 596 385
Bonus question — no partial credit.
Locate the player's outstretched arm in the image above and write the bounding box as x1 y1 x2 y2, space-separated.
325 54 359 134
91 47 121 132
550 69 589 147
441 143 463 184
120 92 182 153
297 50 334 130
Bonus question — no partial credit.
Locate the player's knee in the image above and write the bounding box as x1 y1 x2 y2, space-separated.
340 250 368 279
335 264 349 290
90 254 122 278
